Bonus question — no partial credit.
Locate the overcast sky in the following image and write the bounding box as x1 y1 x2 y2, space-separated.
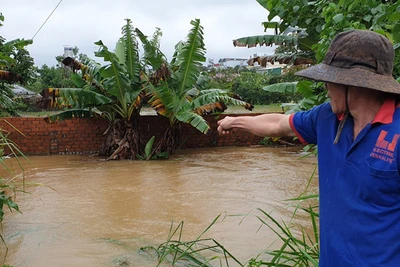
2 0 276 67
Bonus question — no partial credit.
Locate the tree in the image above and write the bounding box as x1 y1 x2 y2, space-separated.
234 0 400 111
141 19 253 157
0 12 34 116
0 13 34 84
47 19 253 160
29 46 90 93
235 0 400 70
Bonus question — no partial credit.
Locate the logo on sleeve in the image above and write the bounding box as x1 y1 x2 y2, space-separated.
370 130 400 164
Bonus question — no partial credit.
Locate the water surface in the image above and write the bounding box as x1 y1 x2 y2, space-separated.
2 146 318 266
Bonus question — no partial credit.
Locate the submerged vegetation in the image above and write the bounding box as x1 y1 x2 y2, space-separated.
0 120 26 266
142 194 319 267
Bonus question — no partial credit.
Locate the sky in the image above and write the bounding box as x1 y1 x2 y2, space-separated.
1 0 276 67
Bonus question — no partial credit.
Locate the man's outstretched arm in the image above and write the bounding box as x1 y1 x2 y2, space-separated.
217 114 295 137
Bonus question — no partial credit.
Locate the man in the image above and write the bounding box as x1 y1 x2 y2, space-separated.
217 30 400 266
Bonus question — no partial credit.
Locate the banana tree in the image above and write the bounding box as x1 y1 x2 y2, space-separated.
47 19 147 160
142 19 253 157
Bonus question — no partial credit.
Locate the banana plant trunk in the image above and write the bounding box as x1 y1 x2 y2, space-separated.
151 123 181 158
99 116 144 160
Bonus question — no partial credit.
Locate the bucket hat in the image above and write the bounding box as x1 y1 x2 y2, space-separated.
295 30 400 94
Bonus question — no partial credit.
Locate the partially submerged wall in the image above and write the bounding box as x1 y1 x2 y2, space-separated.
0 114 276 156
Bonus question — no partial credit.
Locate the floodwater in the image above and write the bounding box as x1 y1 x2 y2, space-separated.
1 146 318 267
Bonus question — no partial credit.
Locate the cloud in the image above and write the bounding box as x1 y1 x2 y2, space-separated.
2 0 276 67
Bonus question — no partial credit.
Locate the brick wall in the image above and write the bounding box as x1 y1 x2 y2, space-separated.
0 114 275 156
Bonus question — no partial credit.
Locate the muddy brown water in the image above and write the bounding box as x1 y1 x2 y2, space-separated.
2 146 318 267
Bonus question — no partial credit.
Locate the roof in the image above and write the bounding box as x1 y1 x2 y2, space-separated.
12 84 39 96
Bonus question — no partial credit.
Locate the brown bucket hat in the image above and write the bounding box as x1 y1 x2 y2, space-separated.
295 29 400 94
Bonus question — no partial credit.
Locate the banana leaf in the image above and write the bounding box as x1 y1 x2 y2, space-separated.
262 21 279 34
175 110 210 134
146 83 174 117
121 19 141 86
144 136 156 159
193 102 227 115
95 41 131 116
233 35 297 48
191 89 254 111
57 88 112 109
173 19 206 98
0 70 23 83
44 109 103 123
135 28 166 70
263 82 298 94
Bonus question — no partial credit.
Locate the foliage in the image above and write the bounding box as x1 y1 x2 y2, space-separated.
250 198 319 266
145 19 251 132
0 120 27 265
0 35 34 85
142 19 254 156
46 19 252 159
146 194 319 266
0 12 34 116
235 0 400 109
231 70 304 105
141 214 243 267
28 47 90 93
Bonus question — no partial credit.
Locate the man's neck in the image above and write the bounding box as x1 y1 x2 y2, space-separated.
351 98 384 139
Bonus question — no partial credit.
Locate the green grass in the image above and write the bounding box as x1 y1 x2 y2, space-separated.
144 194 320 267
225 104 285 114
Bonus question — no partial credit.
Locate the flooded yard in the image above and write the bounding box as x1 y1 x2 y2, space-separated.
2 146 318 266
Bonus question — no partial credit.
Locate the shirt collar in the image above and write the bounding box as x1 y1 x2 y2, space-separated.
371 98 396 124
336 98 396 124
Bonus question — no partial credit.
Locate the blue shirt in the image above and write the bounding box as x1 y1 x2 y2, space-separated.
290 99 400 266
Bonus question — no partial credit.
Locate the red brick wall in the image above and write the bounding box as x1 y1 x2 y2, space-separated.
0 114 269 156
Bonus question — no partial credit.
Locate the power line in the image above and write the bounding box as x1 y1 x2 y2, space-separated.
32 0 63 40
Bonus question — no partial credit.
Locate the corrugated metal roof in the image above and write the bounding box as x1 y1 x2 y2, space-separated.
12 84 38 96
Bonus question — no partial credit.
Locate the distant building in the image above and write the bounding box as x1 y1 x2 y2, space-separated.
217 58 248 68
12 84 38 96
63 46 74 58
11 84 42 110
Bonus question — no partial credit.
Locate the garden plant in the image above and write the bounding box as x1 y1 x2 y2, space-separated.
46 19 253 160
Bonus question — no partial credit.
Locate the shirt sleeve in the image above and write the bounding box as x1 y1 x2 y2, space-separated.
289 103 329 145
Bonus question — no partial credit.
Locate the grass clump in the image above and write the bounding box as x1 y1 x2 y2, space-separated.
145 193 320 266
0 119 28 266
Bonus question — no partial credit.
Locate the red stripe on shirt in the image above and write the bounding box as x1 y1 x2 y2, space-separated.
289 113 308 144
